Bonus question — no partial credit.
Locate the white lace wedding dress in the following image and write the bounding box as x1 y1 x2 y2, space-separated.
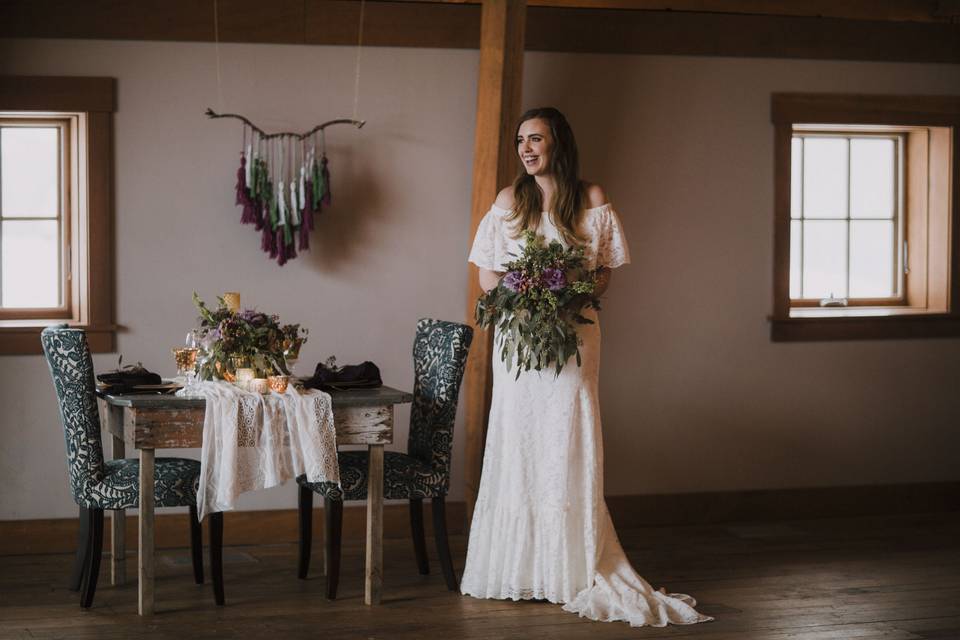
461 203 713 627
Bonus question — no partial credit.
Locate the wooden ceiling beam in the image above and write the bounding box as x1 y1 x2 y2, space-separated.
1 1 958 63
391 0 960 24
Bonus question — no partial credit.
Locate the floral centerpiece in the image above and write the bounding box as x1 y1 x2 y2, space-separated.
475 230 601 378
191 292 308 381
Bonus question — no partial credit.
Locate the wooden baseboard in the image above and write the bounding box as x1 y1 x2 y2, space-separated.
0 501 467 556
606 481 960 528
4 482 958 556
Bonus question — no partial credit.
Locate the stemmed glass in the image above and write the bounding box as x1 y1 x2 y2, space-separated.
174 330 199 390
283 338 303 377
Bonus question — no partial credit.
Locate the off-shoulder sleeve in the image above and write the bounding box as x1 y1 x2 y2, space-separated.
594 206 631 269
468 207 509 270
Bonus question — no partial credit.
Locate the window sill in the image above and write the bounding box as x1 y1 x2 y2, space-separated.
770 312 960 342
0 322 116 355
789 306 947 318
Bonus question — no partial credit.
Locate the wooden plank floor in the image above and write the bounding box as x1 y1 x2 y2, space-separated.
1 511 959 639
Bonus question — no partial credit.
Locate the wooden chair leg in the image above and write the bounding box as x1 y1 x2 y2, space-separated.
431 496 458 591
209 512 225 605
79 508 104 608
69 506 90 592
189 504 204 584
409 499 430 575
298 485 313 579
324 497 343 599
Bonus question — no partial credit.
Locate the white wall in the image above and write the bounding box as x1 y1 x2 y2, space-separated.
1 38 959 520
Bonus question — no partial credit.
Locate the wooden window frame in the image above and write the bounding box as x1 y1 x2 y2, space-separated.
0 76 116 354
770 93 960 342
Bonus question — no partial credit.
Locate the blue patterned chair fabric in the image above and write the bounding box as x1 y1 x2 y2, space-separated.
299 318 473 501
41 326 201 510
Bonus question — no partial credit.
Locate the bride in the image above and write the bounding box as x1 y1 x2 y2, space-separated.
461 107 713 627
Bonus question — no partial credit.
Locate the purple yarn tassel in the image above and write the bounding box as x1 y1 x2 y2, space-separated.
262 225 275 255
235 155 247 206
298 217 310 251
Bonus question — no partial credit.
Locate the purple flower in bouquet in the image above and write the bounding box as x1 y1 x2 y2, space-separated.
240 308 263 324
541 267 566 291
503 271 526 292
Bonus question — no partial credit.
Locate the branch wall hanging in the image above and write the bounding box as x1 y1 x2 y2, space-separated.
206 0 367 266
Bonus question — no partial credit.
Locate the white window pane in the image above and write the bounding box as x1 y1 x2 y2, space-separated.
2 220 60 308
790 220 801 297
791 137 802 219
1 127 60 218
850 138 894 219
803 137 847 219
803 220 847 298
849 220 895 298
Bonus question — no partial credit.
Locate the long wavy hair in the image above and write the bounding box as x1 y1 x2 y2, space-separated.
507 107 586 245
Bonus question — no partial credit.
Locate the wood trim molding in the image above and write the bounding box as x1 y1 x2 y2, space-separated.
5 482 958 556
0 76 116 355
772 93 960 127
0 76 116 113
769 92 960 342
2 1 959 62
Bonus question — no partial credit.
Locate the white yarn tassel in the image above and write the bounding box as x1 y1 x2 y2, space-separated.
245 143 252 186
289 181 300 225
299 166 306 209
277 180 287 226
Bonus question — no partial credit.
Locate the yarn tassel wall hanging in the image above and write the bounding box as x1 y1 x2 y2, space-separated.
206 0 366 265
209 110 363 265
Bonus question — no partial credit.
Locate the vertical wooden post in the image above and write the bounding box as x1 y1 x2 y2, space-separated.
108 405 125 586
138 448 155 615
464 0 527 527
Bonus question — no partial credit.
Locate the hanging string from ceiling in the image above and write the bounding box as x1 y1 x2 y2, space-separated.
205 0 366 266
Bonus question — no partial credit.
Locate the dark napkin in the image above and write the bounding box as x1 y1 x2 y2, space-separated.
303 360 382 391
96 364 163 394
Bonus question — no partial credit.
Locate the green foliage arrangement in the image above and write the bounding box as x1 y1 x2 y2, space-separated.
191 292 308 380
475 231 601 378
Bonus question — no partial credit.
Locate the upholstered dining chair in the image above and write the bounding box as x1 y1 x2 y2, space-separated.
296 318 473 598
40 326 224 608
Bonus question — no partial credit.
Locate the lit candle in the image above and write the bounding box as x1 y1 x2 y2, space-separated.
223 292 241 313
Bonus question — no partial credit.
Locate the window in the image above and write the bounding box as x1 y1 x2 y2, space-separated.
0 76 116 354
790 129 904 305
1 117 72 317
770 93 960 341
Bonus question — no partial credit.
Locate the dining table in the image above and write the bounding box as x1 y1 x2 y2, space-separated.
97 385 412 615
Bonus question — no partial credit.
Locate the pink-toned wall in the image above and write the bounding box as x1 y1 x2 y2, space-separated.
1 37 959 520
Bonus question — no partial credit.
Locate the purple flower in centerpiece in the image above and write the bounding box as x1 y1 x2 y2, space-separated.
541 267 566 291
240 308 269 327
503 271 525 292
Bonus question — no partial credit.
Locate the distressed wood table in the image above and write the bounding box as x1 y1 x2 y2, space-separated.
98 386 412 615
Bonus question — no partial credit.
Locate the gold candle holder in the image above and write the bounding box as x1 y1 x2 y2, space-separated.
223 292 241 313
267 374 289 394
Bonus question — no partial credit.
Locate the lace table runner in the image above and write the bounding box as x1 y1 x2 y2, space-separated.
178 381 339 520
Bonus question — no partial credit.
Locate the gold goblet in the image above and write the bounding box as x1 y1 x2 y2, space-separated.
173 347 199 387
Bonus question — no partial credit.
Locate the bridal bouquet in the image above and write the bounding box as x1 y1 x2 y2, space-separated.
191 292 308 381
475 230 601 377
